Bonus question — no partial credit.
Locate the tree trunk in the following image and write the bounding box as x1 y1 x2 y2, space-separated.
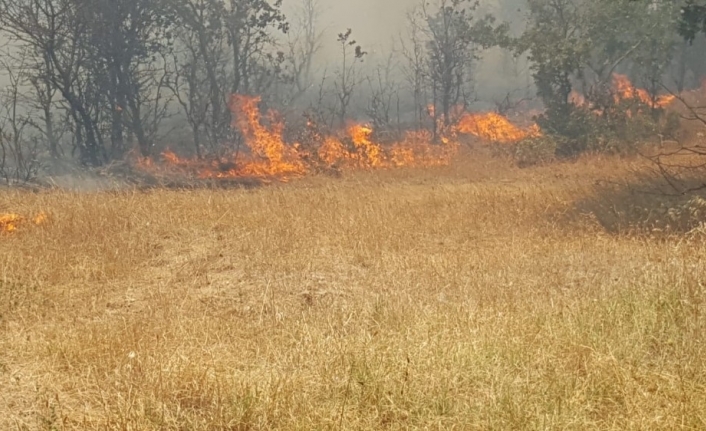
44 105 59 158
127 96 151 157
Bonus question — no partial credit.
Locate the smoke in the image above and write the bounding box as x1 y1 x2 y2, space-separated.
4 0 702 182
287 0 418 56
280 0 535 113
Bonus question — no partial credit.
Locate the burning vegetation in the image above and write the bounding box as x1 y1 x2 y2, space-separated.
455 112 542 143
133 70 681 184
134 95 467 182
0 212 48 233
569 73 677 111
0 0 701 189
611 74 676 109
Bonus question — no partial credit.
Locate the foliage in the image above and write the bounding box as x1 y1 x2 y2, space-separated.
516 0 682 157
512 135 557 167
515 0 585 129
680 0 706 42
0 0 177 164
165 0 289 157
422 0 507 127
0 0 704 174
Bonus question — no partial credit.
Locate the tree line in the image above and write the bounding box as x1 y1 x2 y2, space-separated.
0 0 704 182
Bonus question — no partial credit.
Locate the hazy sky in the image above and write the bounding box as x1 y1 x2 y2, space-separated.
320 0 416 36
305 0 516 56
289 0 530 101
295 0 419 58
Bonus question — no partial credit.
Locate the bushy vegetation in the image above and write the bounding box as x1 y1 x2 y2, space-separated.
0 0 704 183
527 101 679 159
513 0 698 160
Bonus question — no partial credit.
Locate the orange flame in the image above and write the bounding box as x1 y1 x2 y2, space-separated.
570 74 675 109
1 212 48 233
0 213 22 233
229 95 307 178
315 125 457 170
569 90 587 107
33 212 48 225
613 73 675 108
455 112 541 143
137 95 462 180
612 73 675 108
346 124 385 168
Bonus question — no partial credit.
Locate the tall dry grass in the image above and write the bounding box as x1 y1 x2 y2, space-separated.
1 155 705 430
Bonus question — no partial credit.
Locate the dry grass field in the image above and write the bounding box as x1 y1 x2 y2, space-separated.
1 154 705 430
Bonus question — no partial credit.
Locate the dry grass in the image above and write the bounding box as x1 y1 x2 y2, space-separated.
1 154 705 430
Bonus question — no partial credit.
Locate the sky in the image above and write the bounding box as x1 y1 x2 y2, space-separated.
306 0 522 54
294 0 420 59
296 0 532 103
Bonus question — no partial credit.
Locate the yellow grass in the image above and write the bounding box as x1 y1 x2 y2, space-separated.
1 155 705 430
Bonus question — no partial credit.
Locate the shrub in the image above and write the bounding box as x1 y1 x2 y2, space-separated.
512 135 557 167
533 100 670 159
660 111 682 141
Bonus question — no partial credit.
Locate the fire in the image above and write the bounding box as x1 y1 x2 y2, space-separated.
570 74 675 109
33 212 48 225
229 95 307 178
317 137 347 167
135 95 309 181
455 112 541 143
391 130 458 167
137 95 462 180
315 125 457 170
1 212 48 234
346 124 385 168
0 214 22 233
569 90 587 107
136 95 551 182
132 74 687 183
612 73 675 108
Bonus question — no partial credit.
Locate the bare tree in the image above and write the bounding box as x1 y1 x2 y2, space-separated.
422 0 499 129
401 9 430 129
169 0 288 155
170 0 231 154
164 48 210 158
0 0 177 164
333 29 367 127
306 68 336 130
223 0 288 96
645 86 706 195
83 0 176 158
285 0 324 102
0 58 40 184
0 0 102 165
365 52 400 132
0 40 64 161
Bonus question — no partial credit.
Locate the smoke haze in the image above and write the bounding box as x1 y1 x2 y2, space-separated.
282 0 532 109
